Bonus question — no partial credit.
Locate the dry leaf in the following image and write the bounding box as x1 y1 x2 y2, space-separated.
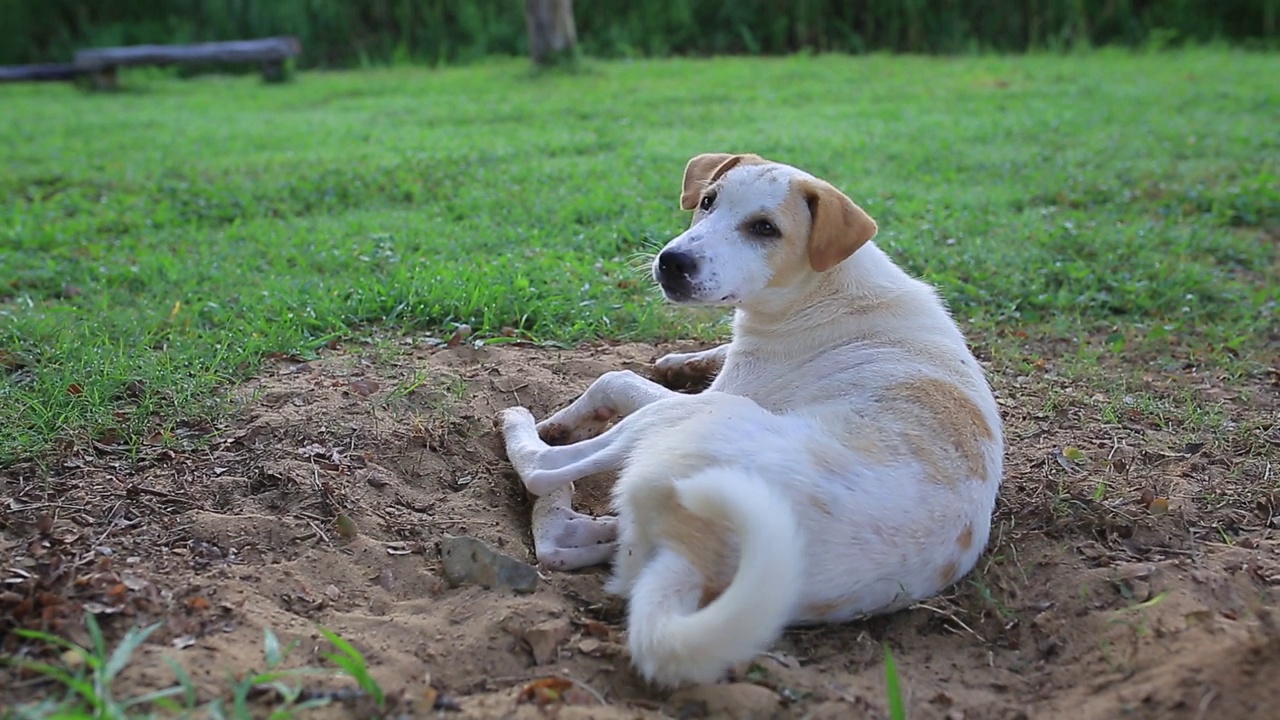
517 677 575 706
0 350 31 372
186 596 211 612
582 619 611 638
83 601 123 615
335 514 358 539
446 324 473 348
124 379 146 399
1138 488 1156 508
1148 497 1170 515
422 687 439 710
143 431 170 447
1062 446 1087 463
67 383 84 396
348 379 380 397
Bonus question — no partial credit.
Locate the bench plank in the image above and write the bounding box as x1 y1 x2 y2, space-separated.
73 37 301 71
0 64 82 83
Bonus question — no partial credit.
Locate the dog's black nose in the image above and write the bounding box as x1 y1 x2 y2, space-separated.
657 250 697 281
655 250 698 299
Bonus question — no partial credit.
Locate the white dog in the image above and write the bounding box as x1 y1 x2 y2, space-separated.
500 153 1004 688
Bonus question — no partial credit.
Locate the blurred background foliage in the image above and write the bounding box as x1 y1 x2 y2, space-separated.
2 0 1274 67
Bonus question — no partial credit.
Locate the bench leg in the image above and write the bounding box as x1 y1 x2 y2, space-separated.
261 60 288 84
89 66 118 91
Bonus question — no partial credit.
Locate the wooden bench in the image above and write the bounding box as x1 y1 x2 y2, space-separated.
0 63 81 83
0 36 301 89
75 36 301 89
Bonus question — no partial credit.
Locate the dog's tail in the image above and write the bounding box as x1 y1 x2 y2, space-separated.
626 468 803 687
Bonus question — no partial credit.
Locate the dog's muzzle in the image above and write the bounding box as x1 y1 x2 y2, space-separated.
655 249 698 301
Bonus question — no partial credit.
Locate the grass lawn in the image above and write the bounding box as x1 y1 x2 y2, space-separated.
1 48 1276 465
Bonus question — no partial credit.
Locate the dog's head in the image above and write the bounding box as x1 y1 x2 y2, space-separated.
652 153 878 306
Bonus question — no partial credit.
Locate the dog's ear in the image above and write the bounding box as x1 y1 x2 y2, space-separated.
799 178 878 272
680 153 765 210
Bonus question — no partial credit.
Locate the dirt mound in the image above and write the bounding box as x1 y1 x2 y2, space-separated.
3 340 1277 719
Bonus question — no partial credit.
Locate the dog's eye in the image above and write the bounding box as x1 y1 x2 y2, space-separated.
750 219 779 237
699 192 716 211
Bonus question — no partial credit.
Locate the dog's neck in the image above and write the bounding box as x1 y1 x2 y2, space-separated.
732 242 917 348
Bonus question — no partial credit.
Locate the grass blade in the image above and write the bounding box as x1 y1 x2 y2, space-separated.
85 614 107 661
164 657 199 709
884 645 906 720
105 622 163 683
319 628 384 706
264 627 283 668
122 685 185 708
13 629 83 654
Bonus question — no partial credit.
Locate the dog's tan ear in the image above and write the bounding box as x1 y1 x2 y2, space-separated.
800 179 878 272
679 153 766 210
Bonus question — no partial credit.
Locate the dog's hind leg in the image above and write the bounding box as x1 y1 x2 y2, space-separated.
536 370 678 445
529 484 618 570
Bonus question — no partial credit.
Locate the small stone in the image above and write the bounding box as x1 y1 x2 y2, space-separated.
440 536 538 594
362 467 394 488
61 649 86 668
578 638 602 656
523 618 571 665
668 683 781 720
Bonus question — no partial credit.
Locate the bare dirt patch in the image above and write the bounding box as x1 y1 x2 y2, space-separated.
3 339 1278 719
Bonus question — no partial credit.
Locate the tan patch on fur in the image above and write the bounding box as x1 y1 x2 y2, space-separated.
870 523 900 549
896 340 979 379
805 438 849 475
884 378 994 485
699 584 726 609
656 488 736 594
937 560 959 588
957 523 974 551
801 597 846 621
844 426 892 465
806 492 833 516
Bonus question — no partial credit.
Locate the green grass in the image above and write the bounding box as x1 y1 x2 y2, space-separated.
883 645 907 720
2 49 1277 464
5 617 385 719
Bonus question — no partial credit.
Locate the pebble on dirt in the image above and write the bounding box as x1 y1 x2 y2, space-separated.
441 536 539 594
667 683 782 720
523 617 571 665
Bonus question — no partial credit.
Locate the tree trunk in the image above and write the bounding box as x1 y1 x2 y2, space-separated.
524 0 577 65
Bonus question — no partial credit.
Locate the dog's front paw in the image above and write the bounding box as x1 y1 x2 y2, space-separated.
653 352 718 390
500 406 537 436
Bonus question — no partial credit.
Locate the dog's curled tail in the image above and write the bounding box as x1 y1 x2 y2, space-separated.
626 469 803 687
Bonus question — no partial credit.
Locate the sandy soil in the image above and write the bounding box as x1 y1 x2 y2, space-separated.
3 338 1278 719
